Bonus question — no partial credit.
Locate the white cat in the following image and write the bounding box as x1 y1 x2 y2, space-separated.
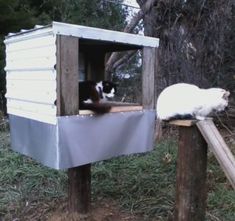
156 83 230 121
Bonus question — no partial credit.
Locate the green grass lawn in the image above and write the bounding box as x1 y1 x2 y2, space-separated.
0 128 234 220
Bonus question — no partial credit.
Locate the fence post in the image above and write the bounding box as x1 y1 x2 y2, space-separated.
173 122 208 221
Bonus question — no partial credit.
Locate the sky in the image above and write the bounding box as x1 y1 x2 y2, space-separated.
123 0 143 34
123 0 139 9
123 0 140 20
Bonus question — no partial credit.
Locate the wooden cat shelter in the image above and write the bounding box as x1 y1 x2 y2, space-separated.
5 22 159 212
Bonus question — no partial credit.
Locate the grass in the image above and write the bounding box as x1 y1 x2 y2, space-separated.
0 128 235 220
0 131 67 219
91 140 177 220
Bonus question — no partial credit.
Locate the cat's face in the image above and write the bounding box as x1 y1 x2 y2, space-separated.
219 90 230 111
101 81 117 99
209 88 230 112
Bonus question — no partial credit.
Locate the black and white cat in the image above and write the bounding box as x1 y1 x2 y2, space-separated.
79 80 117 114
156 83 230 121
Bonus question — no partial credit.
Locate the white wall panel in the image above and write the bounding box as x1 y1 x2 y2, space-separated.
6 85 56 104
5 56 56 71
5 35 56 52
6 45 56 61
5 32 57 124
6 70 56 81
7 107 57 125
7 78 56 90
7 99 56 115
5 34 56 71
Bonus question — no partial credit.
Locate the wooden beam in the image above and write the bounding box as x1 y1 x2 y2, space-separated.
169 120 197 127
56 35 91 214
100 101 140 106
79 105 143 115
197 119 235 189
142 47 157 109
68 164 91 213
174 125 207 221
56 35 79 116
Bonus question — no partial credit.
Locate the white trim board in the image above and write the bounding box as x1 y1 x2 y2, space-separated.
5 22 159 48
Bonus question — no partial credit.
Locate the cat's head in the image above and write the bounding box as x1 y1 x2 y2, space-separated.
96 81 117 100
209 88 230 112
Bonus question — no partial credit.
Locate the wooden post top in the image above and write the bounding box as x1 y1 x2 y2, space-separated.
168 118 213 127
168 119 198 127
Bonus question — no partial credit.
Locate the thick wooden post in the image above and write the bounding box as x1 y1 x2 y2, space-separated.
174 123 208 221
56 35 91 213
142 47 157 109
68 164 91 213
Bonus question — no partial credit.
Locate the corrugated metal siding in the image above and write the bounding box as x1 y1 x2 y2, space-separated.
5 33 57 124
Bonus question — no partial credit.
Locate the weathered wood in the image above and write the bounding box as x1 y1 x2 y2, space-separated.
174 125 207 221
197 119 235 189
102 101 140 106
142 47 157 109
110 105 143 112
56 35 79 116
169 119 197 127
79 105 143 115
68 164 91 213
56 35 91 213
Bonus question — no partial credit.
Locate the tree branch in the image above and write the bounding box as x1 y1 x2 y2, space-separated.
105 0 156 77
112 50 137 71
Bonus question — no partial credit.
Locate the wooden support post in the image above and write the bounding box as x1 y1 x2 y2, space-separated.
142 47 157 109
56 35 91 213
68 164 91 213
174 123 208 221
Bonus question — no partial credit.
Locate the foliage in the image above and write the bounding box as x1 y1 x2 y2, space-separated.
0 0 36 35
113 51 142 103
67 0 128 30
0 0 36 113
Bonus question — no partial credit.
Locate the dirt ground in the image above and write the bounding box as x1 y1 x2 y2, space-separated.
48 200 140 221
12 198 143 221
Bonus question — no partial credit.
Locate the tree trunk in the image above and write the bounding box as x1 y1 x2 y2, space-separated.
105 0 157 77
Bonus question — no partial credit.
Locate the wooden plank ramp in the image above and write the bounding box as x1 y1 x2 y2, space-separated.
196 119 235 189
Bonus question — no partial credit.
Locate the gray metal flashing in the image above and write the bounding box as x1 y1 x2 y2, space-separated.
9 110 156 169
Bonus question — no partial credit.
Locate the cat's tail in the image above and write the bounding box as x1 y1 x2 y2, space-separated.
80 103 112 114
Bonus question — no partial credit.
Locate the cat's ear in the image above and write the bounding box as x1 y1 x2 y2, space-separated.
222 91 230 99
